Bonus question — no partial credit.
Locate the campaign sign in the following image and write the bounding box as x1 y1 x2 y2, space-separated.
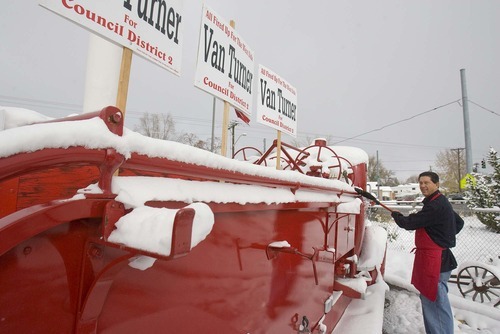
194 5 254 117
256 64 297 137
39 0 184 75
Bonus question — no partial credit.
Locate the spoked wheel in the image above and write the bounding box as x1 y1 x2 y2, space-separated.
268 156 293 170
233 147 264 164
294 145 342 179
457 265 500 307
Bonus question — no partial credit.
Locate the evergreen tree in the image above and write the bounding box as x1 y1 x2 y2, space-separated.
465 148 500 232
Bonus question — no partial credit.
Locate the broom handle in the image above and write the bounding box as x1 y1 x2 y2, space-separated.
354 187 394 213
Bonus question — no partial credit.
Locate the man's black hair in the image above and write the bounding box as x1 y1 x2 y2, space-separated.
419 171 439 184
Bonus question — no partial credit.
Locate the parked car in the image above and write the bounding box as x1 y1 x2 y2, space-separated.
449 194 465 200
448 193 466 203
414 196 424 205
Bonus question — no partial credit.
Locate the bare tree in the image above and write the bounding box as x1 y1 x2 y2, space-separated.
211 136 222 154
177 132 222 152
405 175 419 183
135 112 176 140
435 149 466 193
178 132 206 149
367 155 398 185
134 112 222 153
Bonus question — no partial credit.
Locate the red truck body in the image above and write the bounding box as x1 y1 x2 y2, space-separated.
0 107 381 333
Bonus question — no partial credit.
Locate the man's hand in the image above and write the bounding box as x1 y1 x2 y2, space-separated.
391 211 403 219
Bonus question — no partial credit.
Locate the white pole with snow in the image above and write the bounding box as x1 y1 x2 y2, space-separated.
460 68 473 173
82 35 123 114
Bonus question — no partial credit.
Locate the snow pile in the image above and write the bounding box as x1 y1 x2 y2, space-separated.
268 241 291 248
336 276 368 294
0 107 365 196
332 282 388 333
332 224 389 333
358 224 388 270
336 198 363 214
107 203 214 257
0 106 53 129
291 143 362 181
105 176 355 207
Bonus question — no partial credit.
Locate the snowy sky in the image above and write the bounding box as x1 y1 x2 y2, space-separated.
1 1 499 181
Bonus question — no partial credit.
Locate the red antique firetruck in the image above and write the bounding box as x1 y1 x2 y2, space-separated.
0 106 385 333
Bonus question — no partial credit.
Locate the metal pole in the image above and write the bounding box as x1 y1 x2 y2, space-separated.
460 69 473 173
211 97 216 152
231 125 235 158
228 121 237 158
233 133 246 158
451 148 464 192
376 150 380 200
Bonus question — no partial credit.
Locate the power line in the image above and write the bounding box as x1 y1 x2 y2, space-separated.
2 93 496 153
332 99 461 145
0 94 82 112
385 159 435 163
0 94 460 153
467 100 500 117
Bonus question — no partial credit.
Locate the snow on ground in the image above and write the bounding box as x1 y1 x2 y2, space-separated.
334 217 500 333
383 234 500 333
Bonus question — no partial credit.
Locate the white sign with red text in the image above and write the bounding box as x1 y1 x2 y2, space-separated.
39 0 184 75
194 5 254 117
256 65 297 137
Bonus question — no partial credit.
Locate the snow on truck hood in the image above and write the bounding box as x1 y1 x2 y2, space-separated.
1 107 367 266
0 106 368 199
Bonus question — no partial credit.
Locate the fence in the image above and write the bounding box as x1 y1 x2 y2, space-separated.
367 202 500 266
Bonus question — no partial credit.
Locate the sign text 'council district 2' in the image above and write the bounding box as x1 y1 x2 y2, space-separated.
39 0 184 75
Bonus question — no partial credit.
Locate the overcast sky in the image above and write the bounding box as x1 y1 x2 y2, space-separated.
1 1 499 181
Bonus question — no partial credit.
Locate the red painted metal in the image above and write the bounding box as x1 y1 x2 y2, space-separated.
0 198 109 257
0 108 379 333
170 208 195 257
38 106 124 136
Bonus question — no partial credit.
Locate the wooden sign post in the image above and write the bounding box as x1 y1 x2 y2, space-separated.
276 130 282 170
115 46 133 177
220 20 236 158
115 47 133 116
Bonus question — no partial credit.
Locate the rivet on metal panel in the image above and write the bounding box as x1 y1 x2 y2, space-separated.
23 246 32 256
110 112 122 124
297 315 311 333
89 246 103 258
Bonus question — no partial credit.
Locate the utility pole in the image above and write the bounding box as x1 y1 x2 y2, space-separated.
460 69 473 173
376 150 381 200
211 97 216 152
451 148 464 192
229 121 238 158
